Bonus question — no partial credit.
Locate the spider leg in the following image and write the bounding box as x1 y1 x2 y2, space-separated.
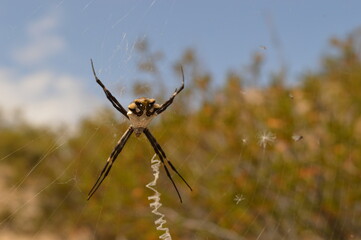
91 59 129 119
143 128 192 203
143 129 183 202
87 127 134 200
144 128 192 191
156 66 184 115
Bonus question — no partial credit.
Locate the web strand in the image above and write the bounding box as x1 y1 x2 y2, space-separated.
146 154 172 240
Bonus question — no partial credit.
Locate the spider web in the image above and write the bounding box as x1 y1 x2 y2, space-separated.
146 154 172 240
0 1 189 239
1 1 360 240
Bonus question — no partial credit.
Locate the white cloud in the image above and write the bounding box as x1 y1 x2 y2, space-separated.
12 13 65 65
1 11 103 130
0 68 101 129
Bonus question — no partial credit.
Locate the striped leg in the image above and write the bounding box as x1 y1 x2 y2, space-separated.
87 127 134 200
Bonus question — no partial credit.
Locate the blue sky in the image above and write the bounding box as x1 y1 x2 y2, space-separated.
0 0 360 128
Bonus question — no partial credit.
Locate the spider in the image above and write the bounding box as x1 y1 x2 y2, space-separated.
87 59 192 203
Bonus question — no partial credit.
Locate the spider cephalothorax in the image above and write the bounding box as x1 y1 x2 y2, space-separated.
128 98 160 117
88 59 191 202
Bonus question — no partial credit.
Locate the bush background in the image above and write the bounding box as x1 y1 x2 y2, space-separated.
1 30 361 239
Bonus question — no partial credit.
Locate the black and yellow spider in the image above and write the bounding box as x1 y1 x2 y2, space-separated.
88 60 192 202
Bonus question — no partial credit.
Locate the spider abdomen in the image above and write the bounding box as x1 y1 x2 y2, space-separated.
127 111 157 136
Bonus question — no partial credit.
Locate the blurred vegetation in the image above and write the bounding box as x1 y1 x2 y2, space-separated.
1 29 361 240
